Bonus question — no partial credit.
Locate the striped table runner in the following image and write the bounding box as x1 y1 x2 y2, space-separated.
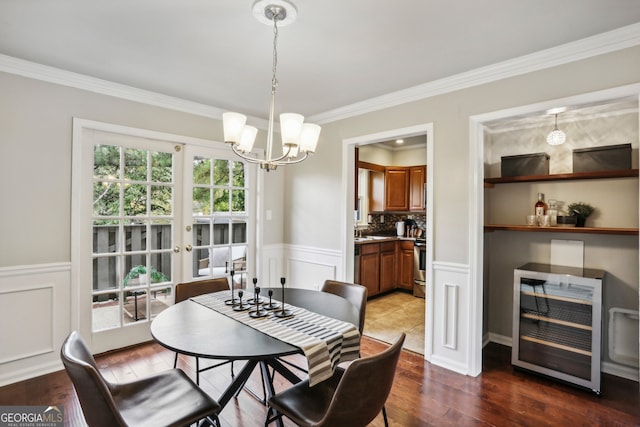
191 290 361 386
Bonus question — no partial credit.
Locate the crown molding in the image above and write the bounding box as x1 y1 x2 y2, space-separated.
309 23 640 124
0 23 638 126
0 53 269 129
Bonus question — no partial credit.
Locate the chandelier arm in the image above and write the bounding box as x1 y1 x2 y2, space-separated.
273 151 309 166
229 144 263 165
265 144 293 164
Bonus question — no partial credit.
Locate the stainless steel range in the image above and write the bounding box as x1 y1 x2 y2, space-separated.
413 238 426 298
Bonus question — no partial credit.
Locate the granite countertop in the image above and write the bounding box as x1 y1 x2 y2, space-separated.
354 235 417 244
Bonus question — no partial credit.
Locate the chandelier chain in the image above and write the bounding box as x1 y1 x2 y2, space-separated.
272 15 279 92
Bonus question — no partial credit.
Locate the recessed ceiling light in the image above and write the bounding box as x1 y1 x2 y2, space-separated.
395 139 404 144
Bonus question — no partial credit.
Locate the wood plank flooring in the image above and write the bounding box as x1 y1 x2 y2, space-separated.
0 337 638 426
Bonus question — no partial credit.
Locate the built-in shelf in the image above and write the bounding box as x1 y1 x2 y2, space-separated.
484 169 638 187
484 225 638 235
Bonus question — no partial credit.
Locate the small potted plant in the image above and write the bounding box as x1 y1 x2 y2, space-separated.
124 265 169 286
567 202 595 227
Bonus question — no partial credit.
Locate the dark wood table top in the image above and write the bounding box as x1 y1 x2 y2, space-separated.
151 287 359 361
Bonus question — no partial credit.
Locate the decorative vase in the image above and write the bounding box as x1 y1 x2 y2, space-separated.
576 216 586 227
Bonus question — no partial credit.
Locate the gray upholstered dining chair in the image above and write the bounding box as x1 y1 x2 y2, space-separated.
61 330 221 427
320 280 368 334
276 280 368 376
265 333 405 427
173 277 232 384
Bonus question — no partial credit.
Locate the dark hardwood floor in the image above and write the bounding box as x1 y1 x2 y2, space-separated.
1 337 638 426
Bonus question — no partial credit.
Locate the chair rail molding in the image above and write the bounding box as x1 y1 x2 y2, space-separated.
0 262 71 386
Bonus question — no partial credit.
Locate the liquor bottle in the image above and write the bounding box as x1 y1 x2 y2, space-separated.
547 199 558 226
534 193 546 217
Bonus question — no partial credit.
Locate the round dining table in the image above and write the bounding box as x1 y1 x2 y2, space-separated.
151 287 360 423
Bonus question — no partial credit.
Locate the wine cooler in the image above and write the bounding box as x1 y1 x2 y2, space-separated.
512 263 604 394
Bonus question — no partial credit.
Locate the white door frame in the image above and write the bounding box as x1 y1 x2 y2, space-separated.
469 83 640 375
341 123 434 358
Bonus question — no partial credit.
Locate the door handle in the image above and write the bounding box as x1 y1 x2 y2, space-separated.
173 246 181 253
185 244 193 252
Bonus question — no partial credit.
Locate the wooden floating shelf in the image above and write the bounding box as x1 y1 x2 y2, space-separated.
484 169 638 187
484 224 638 235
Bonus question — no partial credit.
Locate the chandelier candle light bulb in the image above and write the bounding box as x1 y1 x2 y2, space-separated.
223 0 321 171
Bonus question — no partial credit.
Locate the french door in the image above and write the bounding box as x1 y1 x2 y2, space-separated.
72 120 255 352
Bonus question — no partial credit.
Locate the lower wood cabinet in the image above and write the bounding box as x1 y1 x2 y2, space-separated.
358 240 416 296
397 240 414 290
359 243 380 297
379 242 396 293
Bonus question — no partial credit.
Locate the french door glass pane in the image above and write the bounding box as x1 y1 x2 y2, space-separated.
92 144 174 332
190 157 248 281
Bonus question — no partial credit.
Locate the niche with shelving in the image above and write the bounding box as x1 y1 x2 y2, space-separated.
482 95 639 379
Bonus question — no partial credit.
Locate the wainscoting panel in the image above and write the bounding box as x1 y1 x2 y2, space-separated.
0 285 53 364
260 244 342 291
0 263 71 386
430 261 471 375
284 245 342 290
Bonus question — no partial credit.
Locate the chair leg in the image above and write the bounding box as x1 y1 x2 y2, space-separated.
205 414 220 427
265 407 282 426
196 357 200 385
382 404 389 427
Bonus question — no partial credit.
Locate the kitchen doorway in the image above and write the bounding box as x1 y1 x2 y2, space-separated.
341 123 433 357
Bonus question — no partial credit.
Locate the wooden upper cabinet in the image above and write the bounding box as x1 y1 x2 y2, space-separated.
409 166 426 211
369 170 385 212
384 168 410 211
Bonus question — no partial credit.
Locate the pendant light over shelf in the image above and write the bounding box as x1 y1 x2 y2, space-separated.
546 108 566 146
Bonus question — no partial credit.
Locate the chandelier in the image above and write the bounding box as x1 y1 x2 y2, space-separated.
223 0 321 172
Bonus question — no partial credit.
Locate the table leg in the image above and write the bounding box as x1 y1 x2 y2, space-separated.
217 359 258 409
265 358 302 385
260 361 284 427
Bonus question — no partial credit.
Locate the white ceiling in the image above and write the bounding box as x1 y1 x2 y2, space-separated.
1 1 639 124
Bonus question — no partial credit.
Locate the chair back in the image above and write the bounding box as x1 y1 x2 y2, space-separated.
320 333 405 427
321 280 367 334
60 331 126 427
175 277 229 303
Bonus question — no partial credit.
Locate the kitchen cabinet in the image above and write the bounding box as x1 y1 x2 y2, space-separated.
397 240 414 290
384 168 410 211
379 242 396 293
513 263 604 394
369 170 385 212
384 165 426 212
357 239 417 295
409 166 426 211
359 243 380 297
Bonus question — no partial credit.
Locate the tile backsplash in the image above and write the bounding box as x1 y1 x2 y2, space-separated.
364 213 426 236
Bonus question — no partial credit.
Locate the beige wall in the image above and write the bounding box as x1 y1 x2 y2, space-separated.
283 46 640 260
281 46 640 367
0 42 639 373
0 71 284 267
